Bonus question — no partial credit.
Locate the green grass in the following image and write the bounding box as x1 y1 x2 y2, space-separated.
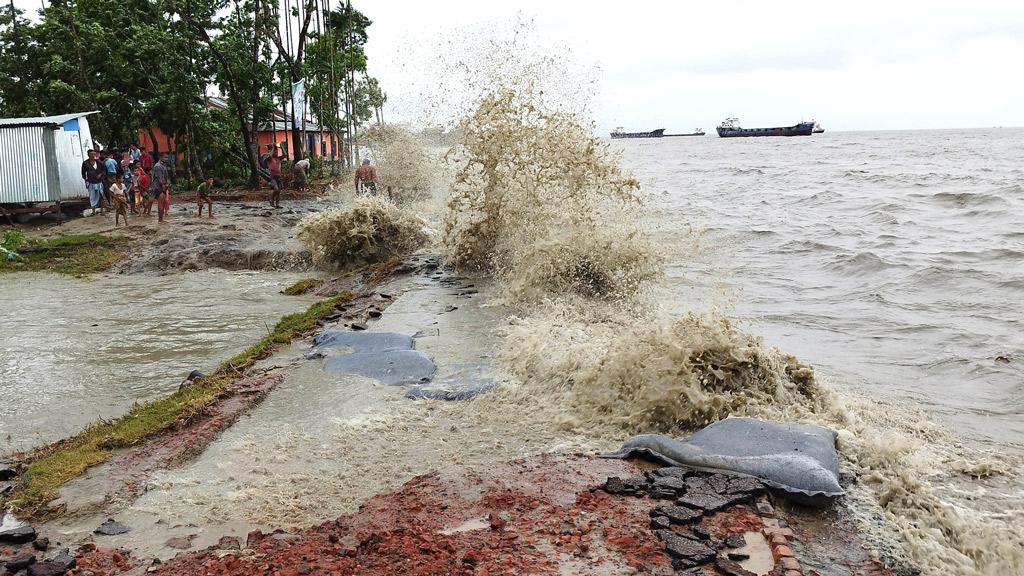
0 232 126 276
3 290 355 517
281 277 323 296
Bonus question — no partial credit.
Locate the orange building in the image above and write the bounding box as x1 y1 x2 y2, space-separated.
137 96 345 161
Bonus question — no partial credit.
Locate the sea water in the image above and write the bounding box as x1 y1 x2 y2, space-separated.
619 128 1024 452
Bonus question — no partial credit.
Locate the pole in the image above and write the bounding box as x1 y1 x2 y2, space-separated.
284 0 295 158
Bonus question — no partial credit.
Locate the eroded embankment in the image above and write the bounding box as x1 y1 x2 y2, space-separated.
48 454 903 576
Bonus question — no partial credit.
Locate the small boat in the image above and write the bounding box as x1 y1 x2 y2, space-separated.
812 121 825 134
610 127 666 139
716 117 815 138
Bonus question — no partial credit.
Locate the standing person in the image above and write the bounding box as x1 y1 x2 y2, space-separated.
139 147 154 173
196 175 215 218
136 165 152 216
110 174 129 226
81 149 106 215
122 157 136 213
354 159 378 195
129 143 141 163
151 153 171 223
266 145 283 208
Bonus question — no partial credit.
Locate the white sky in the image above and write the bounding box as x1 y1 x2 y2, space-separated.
359 0 1024 132
11 0 1023 131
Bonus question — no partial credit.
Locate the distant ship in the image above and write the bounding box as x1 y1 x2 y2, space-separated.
610 127 705 139
716 117 815 138
812 121 825 134
611 128 666 139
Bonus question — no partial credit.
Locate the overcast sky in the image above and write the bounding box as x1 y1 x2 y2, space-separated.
11 0 1023 131
359 0 1024 132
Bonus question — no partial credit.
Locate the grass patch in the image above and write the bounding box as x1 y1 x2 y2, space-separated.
281 277 323 296
0 232 127 276
3 290 355 516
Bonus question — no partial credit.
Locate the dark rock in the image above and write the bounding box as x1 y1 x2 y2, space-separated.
727 552 751 561
652 475 686 492
714 557 757 576
51 551 75 570
604 475 630 493
0 525 36 544
350 322 368 331
246 529 265 547
675 490 748 513
93 519 130 536
31 538 48 551
649 516 671 530
724 534 747 549
692 525 711 540
726 476 765 496
0 464 15 481
367 310 382 318
755 501 775 516
648 488 678 500
655 530 715 565
603 476 641 495
4 553 36 571
651 505 702 525
652 466 689 479
186 370 206 381
296 564 312 574
216 536 241 550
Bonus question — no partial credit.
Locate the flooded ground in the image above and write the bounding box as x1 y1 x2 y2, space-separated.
44 271 520 558
0 270 317 453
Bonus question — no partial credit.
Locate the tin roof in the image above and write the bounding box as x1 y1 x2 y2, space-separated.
0 111 98 128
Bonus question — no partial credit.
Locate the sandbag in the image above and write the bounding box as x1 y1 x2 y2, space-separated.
602 417 844 499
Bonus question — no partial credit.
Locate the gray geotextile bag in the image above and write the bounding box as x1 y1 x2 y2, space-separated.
603 417 844 500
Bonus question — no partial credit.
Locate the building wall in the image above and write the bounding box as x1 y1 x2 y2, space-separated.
138 126 343 161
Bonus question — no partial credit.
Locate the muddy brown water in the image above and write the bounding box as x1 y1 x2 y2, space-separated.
0 270 317 454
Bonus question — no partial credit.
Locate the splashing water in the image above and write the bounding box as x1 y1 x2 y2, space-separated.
360 125 437 205
443 90 662 304
296 196 429 271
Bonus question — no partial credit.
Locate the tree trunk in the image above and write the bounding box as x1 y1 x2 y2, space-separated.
147 127 160 156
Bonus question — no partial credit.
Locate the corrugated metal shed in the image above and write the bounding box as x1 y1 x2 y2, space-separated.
0 112 98 127
0 112 97 204
0 125 61 204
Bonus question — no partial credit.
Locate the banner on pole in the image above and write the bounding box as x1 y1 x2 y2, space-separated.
292 79 306 131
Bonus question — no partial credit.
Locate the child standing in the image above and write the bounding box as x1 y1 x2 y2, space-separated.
110 175 129 226
137 167 152 216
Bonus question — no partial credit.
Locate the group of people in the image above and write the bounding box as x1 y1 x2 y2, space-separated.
81 141 380 224
80 144 175 225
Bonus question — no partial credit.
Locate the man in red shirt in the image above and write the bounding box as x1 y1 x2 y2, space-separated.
266 145 283 208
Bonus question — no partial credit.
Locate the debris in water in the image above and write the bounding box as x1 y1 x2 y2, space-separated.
94 518 131 535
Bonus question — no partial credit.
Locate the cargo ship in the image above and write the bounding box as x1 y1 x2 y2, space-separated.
610 128 666 139
716 117 815 138
610 127 705 139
